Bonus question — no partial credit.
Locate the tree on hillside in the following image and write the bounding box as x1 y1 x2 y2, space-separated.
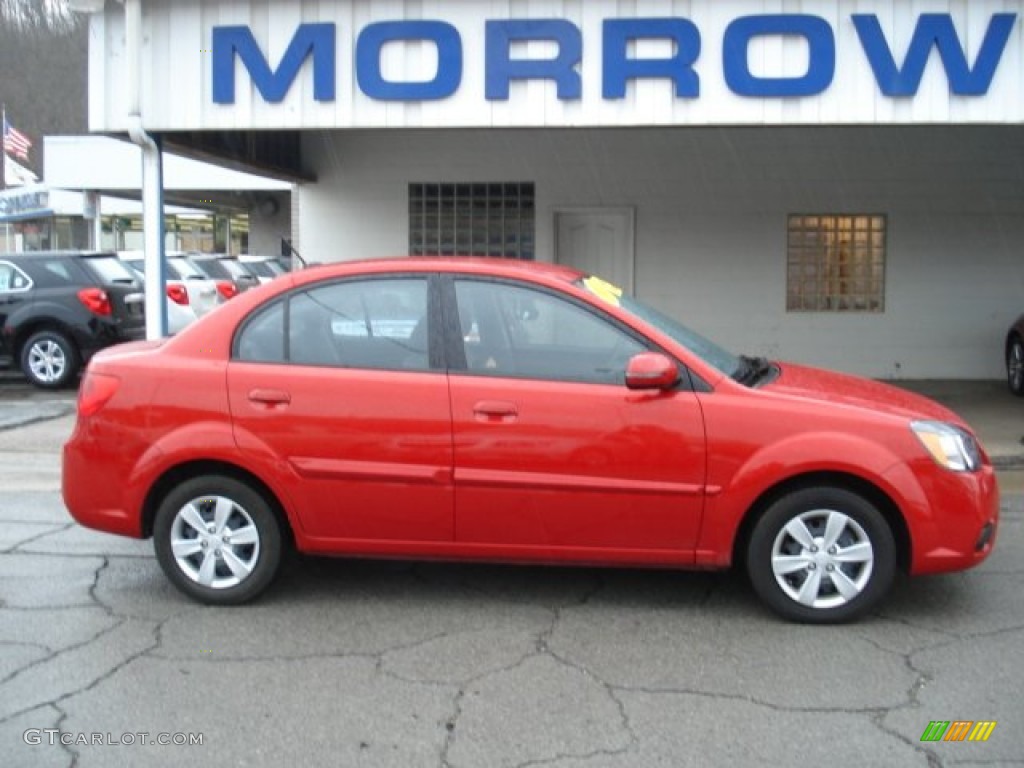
0 0 76 32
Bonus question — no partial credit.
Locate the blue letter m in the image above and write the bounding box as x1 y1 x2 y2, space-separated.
213 23 336 104
853 13 1016 96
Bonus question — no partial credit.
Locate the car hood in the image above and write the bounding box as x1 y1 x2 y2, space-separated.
762 363 964 426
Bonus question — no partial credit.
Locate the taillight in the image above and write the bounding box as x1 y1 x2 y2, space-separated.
77 287 112 317
216 281 238 300
167 284 189 305
78 371 120 417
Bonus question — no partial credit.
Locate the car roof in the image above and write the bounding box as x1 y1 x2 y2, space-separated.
293 257 586 285
0 250 119 259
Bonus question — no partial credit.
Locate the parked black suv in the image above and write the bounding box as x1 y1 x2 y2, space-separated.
0 251 146 388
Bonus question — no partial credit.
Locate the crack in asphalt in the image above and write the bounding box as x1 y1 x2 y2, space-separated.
2 522 76 555
52 702 79 768
439 688 464 768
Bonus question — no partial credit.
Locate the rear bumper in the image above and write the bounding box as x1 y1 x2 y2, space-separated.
62 427 145 538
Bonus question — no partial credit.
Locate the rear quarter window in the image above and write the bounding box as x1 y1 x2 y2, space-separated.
80 256 139 285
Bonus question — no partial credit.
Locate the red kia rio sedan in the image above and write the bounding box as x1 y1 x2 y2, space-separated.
62 258 999 622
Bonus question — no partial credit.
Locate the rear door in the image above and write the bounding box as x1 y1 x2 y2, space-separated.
227 274 454 542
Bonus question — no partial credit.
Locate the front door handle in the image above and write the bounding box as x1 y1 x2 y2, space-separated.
248 388 291 406
473 400 518 422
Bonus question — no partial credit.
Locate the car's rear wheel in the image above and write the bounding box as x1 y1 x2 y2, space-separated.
153 475 282 604
1008 336 1024 396
746 487 896 623
20 330 80 389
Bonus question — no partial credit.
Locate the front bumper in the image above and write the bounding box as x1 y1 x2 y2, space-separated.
885 460 1000 575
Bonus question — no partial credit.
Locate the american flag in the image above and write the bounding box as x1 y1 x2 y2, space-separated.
3 117 32 160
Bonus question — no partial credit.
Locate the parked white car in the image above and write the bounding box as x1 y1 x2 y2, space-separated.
119 251 225 320
119 261 197 335
239 255 287 284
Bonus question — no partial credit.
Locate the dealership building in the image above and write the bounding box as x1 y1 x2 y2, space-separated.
82 0 1023 378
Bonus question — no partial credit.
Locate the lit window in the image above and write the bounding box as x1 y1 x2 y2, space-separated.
409 183 534 259
787 215 886 312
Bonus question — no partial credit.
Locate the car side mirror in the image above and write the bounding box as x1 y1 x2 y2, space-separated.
624 353 680 390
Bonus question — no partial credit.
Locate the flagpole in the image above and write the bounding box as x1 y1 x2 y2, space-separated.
1 102 7 191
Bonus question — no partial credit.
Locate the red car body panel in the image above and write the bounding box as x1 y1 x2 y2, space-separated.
62 258 999 578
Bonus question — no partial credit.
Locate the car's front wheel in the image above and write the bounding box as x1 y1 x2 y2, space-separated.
20 330 80 389
1008 335 1024 396
746 487 896 623
153 475 283 604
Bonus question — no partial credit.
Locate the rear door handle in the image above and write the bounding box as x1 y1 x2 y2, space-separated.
248 388 291 406
473 400 518 422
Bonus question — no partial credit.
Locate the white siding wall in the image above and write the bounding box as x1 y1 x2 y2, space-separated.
298 126 1024 379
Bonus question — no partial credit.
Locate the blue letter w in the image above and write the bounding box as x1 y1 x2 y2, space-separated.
853 13 1016 96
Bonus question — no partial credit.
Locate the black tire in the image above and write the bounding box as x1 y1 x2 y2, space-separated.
1008 335 1024 397
746 487 896 624
153 474 283 605
20 330 80 389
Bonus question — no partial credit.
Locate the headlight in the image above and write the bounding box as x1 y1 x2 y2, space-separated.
911 421 982 472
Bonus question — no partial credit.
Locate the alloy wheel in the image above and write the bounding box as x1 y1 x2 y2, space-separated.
770 508 874 610
27 339 67 385
169 495 262 589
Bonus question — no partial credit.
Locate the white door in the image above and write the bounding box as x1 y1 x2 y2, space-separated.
555 208 635 294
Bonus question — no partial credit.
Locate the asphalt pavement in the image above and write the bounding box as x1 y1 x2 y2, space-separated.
0 374 1021 767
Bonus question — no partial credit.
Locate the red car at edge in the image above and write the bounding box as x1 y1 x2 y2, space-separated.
62 258 999 623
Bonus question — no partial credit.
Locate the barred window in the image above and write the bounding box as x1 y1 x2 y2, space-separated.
409 183 534 259
787 215 886 312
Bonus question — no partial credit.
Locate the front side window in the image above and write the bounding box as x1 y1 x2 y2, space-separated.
454 279 645 384
235 278 431 371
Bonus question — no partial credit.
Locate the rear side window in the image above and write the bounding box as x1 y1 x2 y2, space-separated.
235 278 431 371
17 257 89 287
236 300 285 363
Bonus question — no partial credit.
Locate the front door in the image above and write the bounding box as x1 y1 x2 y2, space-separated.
228 275 454 542
556 208 635 294
447 277 706 558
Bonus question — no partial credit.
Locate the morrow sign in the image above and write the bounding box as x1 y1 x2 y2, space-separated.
212 13 1018 105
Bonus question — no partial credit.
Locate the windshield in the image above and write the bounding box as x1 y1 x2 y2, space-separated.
577 275 741 377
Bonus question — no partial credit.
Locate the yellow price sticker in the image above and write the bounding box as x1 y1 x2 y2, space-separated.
582 276 624 307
